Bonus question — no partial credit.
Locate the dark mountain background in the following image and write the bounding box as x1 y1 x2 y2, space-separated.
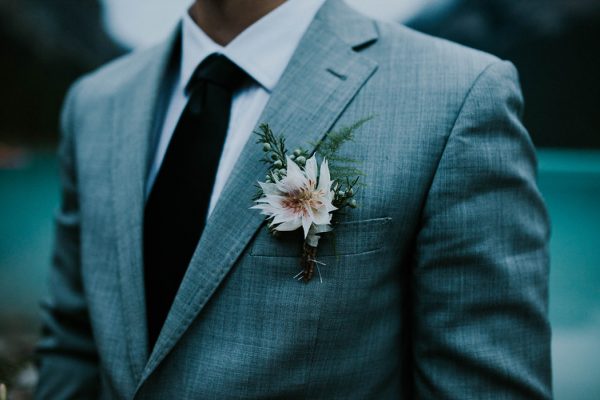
0 0 125 145
1 0 598 148
408 0 600 148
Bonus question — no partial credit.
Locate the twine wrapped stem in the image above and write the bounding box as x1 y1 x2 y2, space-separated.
301 241 318 283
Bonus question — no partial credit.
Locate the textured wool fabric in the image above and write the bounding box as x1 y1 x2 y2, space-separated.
36 0 551 399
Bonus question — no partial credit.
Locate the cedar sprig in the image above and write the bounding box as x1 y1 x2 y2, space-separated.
253 124 311 201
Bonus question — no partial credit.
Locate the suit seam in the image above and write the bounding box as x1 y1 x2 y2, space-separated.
419 60 502 211
448 61 501 138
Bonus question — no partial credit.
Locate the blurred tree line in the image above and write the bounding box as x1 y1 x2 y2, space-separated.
0 0 124 145
408 0 600 148
0 0 598 148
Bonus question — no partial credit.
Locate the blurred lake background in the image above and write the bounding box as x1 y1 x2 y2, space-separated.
1 0 599 398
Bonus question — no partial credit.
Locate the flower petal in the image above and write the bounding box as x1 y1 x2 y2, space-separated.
275 217 302 232
317 158 332 192
258 181 281 196
311 208 332 226
272 210 299 225
281 156 306 192
301 214 314 238
304 155 318 186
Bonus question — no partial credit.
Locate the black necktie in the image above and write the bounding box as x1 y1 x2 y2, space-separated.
143 54 249 349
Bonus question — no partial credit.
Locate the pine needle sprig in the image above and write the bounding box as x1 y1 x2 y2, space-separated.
311 116 372 183
313 117 371 159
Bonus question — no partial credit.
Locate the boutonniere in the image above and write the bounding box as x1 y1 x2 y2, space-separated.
251 119 369 283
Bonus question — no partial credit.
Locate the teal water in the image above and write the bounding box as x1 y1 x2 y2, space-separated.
0 149 599 398
0 152 58 317
537 150 600 400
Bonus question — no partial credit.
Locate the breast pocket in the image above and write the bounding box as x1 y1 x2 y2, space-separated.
249 217 393 258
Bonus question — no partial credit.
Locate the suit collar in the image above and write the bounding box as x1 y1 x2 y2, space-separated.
137 0 379 389
315 0 379 50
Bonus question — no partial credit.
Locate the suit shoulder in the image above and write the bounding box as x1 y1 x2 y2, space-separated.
68 40 172 103
369 20 506 87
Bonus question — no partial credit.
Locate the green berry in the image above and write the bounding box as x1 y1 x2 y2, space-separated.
274 160 283 168
293 149 302 156
271 153 279 161
348 199 357 208
296 156 306 165
347 188 354 196
338 190 346 198
262 143 272 152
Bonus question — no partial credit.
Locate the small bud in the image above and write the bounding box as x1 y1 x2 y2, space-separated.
278 168 286 175
296 156 306 165
348 199 357 208
265 175 272 183
293 148 302 156
338 190 345 198
274 160 283 168
271 153 279 161
262 143 272 152
347 188 354 196
289 154 296 161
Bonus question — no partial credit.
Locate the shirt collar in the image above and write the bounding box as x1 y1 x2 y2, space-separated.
180 0 327 93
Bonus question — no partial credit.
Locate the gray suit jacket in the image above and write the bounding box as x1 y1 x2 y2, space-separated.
36 1 551 398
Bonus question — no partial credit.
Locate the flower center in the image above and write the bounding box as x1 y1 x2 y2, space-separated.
281 187 323 216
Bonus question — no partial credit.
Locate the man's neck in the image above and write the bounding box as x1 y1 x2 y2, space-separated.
190 0 287 46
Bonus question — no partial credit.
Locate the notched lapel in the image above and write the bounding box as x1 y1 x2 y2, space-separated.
111 28 180 382
139 0 379 388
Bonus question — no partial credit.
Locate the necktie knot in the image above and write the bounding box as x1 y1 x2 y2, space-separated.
186 53 249 94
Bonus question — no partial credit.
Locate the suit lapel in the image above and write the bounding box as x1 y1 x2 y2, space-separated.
138 0 379 387
111 28 180 381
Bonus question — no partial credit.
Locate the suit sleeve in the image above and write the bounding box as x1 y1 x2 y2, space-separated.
35 82 100 399
412 61 552 399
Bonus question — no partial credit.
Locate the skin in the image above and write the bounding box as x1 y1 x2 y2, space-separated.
190 0 287 46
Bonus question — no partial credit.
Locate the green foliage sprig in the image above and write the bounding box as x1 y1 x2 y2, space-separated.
312 117 372 184
314 117 372 210
254 123 310 187
253 118 372 209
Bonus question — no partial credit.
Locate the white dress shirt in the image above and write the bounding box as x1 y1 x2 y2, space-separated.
146 0 327 217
